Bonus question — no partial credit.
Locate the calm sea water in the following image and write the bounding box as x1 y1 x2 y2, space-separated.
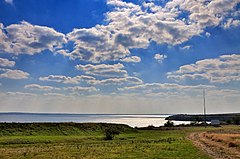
0 113 189 127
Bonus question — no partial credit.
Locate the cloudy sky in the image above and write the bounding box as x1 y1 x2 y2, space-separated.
0 0 240 114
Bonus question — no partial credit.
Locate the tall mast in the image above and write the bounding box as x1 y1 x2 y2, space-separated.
203 89 206 127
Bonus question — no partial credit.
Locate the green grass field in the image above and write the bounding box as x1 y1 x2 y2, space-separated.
0 123 217 159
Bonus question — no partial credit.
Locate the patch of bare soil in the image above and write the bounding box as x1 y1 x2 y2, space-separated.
188 130 240 159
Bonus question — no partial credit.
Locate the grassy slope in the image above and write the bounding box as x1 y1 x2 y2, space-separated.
0 123 135 136
0 123 213 159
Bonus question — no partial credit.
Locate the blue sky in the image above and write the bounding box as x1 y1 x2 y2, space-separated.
0 0 240 114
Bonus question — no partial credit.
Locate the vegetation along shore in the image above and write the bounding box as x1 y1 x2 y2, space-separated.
0 122 239 158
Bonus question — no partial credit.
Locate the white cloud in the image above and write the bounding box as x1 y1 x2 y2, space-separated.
64 0 202 62
39 75 95 84
154 53 167 63
0 68 29 79
166 0 240 29
43 93 67 97
75 63 128 77
40 65 143 87
180 45 191 50
0 21 66 55
6 91 37 97
4 0 13 4
24 84 60 91
88 76 143 85
118 83 215 93
120 56 141 63
207 89 240 98
66 26 130 62
0 57 15 67
223 18 240 29
167 54 240 83
205 32 211 38
63 86 99 92
0 0 239 63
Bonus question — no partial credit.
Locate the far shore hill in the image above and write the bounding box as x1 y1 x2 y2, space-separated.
166 113 240 122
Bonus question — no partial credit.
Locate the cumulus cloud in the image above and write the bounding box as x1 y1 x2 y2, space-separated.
75 63 128 77
88 76 143 85
0 68 29 79
166 0 240 28
63 86 99 92
6 92 37 97
43 93 67 97
154 53 167 63
64 0 201 62
1 0 239 63
167 54 240 83
24 84 60 91
63 0 239 62
205 32 211 38
120 56 141 63
106 0 202 46
0 21 66 55
223 18 240 29
66 26 130 62
39 75 95 84
0 57 15 67
180 45 191 50
4 0 13 4
207 89 240 98
40 65 143 87
118 83 215 93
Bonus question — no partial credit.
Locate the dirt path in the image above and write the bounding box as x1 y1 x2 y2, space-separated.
188 132 240 159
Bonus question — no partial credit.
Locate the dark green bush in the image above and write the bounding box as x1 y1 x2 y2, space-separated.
164 120 174 127
104 127 120 140
232 117 240 125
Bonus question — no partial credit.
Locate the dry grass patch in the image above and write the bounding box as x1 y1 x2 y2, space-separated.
204 133 240 147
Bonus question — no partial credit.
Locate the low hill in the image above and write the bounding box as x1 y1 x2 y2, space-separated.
0 122 136 136
166 113 240 123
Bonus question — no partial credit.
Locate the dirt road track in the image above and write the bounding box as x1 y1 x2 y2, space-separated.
188 132 240 159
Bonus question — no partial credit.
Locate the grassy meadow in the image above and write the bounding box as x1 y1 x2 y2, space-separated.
0 123 222 159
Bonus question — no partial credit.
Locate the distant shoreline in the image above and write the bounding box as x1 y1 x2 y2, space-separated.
1 111 239 116
166 113 240 122
0 112 172 116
